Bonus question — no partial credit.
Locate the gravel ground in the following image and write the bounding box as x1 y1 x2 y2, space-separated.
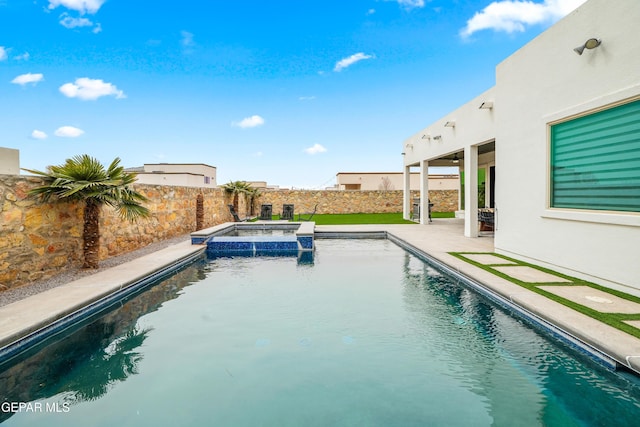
0 233 193 308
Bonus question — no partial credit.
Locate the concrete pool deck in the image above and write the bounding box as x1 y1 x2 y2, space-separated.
1 219 640 375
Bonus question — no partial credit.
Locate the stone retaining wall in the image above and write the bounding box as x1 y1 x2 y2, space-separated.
0 175 457 291
258 189 457 216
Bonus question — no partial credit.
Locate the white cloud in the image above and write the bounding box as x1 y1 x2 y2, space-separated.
0 46 7 61
11 73 44 85
14 52 29 60
48 0 105 14
59 77 126 100
334 52 374 72
460 0 587 38
304 144 327 155
60 14 93 29
366 8 376 15
54 126 84 137
181 30 195 47
31 130 48 140
298 96 316 101
396 0 425 8
232 115 265 129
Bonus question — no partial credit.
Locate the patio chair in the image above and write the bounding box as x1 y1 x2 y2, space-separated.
228 204 241 222
259 204 273 220
478 208 495 231
281 204 294 220
297 204 317 221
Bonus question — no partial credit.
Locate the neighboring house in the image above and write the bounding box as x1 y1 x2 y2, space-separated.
336 172 459 191
127 163 217 188
402 0 640 292
0 147 20 175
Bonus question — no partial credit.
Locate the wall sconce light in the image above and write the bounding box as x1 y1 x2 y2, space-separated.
574 38 601 55
433 135 442 141
479 101 493 110
444 121 456 128
421 134 431 140
452 153 460 164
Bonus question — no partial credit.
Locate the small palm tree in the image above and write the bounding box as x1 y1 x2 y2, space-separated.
220 180 251 213
245 186 262 216
23 155 150 269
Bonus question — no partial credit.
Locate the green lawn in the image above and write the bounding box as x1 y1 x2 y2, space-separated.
264 211 454 224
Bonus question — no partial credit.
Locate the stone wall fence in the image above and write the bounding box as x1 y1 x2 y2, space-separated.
0 175 239 291
1 174 457 291
258 189 456 216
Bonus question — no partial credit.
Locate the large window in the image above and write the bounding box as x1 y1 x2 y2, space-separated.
550 99 640 213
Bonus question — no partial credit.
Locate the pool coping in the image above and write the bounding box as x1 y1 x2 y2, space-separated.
1 223 640 376
0 241 204 361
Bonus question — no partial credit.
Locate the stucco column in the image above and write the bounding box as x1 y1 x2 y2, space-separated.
464 145 479 237
403 164 412 220
420 159 429 225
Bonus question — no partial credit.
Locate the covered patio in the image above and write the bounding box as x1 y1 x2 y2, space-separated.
401 88 497 237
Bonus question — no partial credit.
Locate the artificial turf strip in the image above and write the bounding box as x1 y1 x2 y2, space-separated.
266 212 417 224
449 251 640 340
308 213 416 225
263 212 454 223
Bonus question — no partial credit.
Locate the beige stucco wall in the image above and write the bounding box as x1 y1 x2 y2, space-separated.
0 148 20 175
134 163 217 188
337 173 459 191
133 172 213 188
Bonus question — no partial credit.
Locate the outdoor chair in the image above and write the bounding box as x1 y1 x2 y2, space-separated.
259 204 273 220
281 204 294 220
478 208 495 231
297 204 317 221
228 204 244 222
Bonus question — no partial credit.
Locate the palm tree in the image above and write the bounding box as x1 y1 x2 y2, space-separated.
245 186 262 216
220 180 251 213
23 155 150 269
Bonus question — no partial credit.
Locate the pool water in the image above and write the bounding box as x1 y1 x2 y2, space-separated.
1 239 640 426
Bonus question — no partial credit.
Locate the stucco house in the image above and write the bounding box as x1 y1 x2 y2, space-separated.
336 172 459 191
402 0 640 292
126 163 217 188
0 147 20 175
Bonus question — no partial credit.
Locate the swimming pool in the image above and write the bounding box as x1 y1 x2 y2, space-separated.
1 239 640 426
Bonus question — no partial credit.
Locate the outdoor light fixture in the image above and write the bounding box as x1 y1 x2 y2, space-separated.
452 153 460 164
433 135 442 141
421 134 431 140
479 101 493 110
573 38 601 55
444 121 456 128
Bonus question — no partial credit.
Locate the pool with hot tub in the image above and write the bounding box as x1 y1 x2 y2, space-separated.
191 222 314 258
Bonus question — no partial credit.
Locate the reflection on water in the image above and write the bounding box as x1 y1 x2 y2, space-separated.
400 252 640 426
0 262 208 424
1 240 640 426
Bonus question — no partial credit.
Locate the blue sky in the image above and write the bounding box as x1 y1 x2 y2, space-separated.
1 0 586 188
